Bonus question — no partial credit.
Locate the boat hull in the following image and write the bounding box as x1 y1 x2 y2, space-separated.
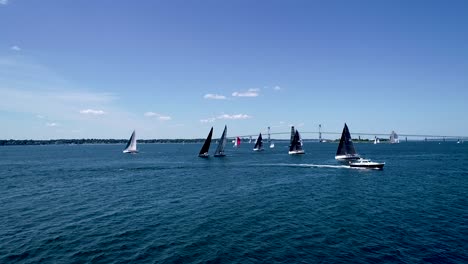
214 153 226 157
253 148 264 152
198 153 209 158
289 150 305 155
123 150 138 154
349 163 385 170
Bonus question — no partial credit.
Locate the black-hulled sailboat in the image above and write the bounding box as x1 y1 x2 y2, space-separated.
253 133 264 151
289 126 305 155
335 123 360 160
123 130 138 153
198 127 213 158
214 125 227 157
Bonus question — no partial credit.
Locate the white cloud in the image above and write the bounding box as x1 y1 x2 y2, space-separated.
217 114 252 120
200 118 216 123
0 0 8 6
232 88 260 97
273 86 281 91
204 93 226 100
79 109 106 115
144 112 171 121
46 122 59 127
200 114 252 123
10 45 21 51
36 115 45 119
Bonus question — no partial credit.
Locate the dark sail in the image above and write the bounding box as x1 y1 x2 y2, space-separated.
289 130 303 152
254 133 263 150
289 126 295 148
199 127 213 156
336 123 357 156
214 125 227 156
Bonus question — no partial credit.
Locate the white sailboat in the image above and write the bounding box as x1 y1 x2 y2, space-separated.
373 136 380 144
123 130 138 153
270 142 275 148
214 125 227 157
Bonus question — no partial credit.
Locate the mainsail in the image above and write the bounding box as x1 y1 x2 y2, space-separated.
289 126 295 146
335 123 359 159
198 127 213 157
253 133 264 151
123 130 137 153
214 125 227 157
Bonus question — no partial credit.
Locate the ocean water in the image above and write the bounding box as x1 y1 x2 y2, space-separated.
1 142 467 263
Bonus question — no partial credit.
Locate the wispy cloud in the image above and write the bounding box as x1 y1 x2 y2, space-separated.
144 112 171 121
80 109 106 115
200 113 252 123
217 114 252 120
200 118 216 123
232 88 260 97
46 122 59 127
10 45 21 51
0 0 8 6
204 93 226 100
273 86 281 91
36 115 45 119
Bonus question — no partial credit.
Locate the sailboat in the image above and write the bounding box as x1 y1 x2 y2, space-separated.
289 126 305 155
198 127 213 158
253 133 264 151
214 125 227 157
270 141 275 148
373 136 380 144
335 123 360 160
233 136 241 148
123 130 138 153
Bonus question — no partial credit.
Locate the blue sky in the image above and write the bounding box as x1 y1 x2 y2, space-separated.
1 0 467 139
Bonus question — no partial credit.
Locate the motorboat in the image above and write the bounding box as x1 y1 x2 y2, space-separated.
349 158 385 170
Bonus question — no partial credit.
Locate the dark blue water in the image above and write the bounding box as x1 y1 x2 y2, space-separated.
1 142 467 263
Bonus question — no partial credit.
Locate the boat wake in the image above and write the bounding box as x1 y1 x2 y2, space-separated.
261 163 362 170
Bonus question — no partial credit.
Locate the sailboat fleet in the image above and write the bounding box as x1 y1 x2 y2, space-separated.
124 123 386 169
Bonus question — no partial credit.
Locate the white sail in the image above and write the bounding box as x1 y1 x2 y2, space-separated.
123 130 137 153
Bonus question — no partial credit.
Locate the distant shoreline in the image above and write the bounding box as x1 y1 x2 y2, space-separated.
0 138 420 146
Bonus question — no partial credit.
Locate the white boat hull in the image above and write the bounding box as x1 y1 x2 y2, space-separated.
289 150 305 155
253 148 264 152
349 159 385 170
123 150 138 154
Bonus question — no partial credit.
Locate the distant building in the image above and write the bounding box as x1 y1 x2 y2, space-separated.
390 131 400 144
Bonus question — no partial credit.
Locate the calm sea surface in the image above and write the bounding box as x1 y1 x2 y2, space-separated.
1 142 467 263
